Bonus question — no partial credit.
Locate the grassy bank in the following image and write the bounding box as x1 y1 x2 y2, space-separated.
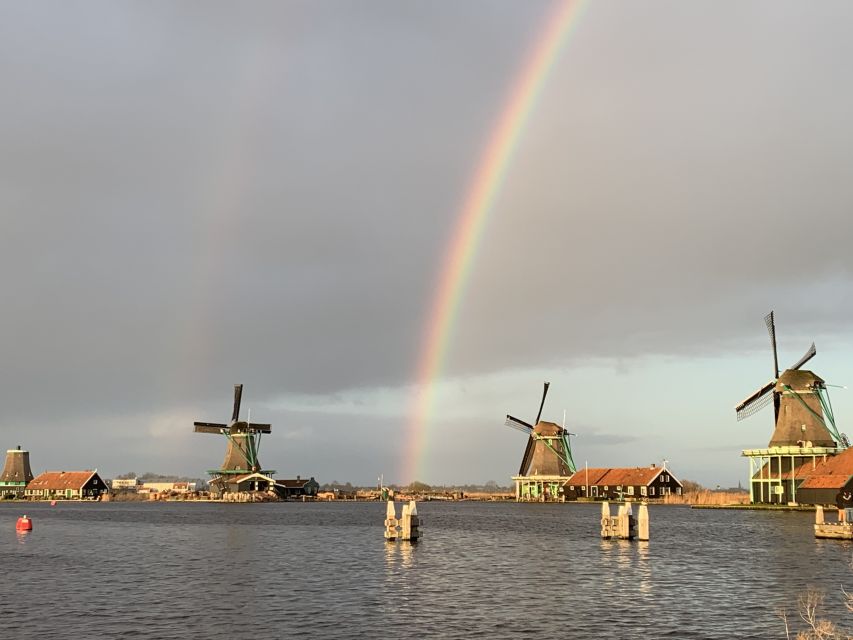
662 490 750 506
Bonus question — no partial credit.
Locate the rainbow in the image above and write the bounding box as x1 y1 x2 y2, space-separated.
401 0 588 483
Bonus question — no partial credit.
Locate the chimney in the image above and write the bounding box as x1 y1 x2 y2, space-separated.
650 463 656 469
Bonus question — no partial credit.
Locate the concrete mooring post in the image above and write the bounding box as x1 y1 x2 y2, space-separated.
638 502 649 541
815 505 824 525
601 501 644 541
384 500 399 541
400 500 420 541
600 501 614 538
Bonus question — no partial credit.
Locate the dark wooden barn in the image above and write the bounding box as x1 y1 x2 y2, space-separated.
25 470 106 500
564 465 683 501
275 476 320 499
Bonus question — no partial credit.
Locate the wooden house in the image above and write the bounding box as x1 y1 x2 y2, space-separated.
564 465 683 501
275 476 320 499
25 471 106 500
214 473 276 495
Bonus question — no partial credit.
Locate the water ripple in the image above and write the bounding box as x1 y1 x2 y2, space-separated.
0 502 850 638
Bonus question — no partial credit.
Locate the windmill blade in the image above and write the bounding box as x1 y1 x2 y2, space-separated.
247 422 272 434
232 384 243 422
519 435 536 476
735 380 776 421
534 381 550 425
194 422 227 434
505 415 534 434
737 392 774 421
790 342 816 371
765 311 780 378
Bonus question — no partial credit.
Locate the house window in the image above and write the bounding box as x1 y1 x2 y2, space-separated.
616 485 622 491
604 486 608 491
628 486 634 495
676 487 682 495
640 486 647 496
650 487 655 496
662 474 669 482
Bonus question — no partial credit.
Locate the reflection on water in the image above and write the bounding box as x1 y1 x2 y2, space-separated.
599 539 652 598
1 502 851 639
636 541 652 595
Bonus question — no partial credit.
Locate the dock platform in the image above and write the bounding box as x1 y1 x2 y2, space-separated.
814 523 853 539
813 505 853 539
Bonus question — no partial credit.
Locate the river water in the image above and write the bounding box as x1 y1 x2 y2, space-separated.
1 501 850 638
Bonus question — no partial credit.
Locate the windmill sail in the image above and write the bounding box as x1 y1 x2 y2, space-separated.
535 382 550 425
505 415 534 433
791 342 816 371
765 311 779 378
193 423 227 434
735 384 775 421
519 436 536 476
231 384 243 423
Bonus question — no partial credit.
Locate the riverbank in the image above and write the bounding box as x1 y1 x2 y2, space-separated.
692 503 817 511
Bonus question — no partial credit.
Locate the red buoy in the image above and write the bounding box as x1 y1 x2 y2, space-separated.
16 515 32 532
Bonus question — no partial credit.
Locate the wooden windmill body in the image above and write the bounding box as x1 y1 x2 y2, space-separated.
0 446 34 498
504 382 577 502
736 312 845 504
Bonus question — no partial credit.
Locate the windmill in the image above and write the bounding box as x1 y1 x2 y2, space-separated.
0 446 34 498
504 382 577 501
736 312 846 504
735 311 844 448
193 384 277 494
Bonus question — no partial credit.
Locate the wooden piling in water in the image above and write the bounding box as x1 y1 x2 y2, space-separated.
600 501 642 541
638 503 649 541
400 500 420 541
384 500 398 541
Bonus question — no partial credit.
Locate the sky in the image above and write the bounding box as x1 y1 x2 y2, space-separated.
1 0 852 488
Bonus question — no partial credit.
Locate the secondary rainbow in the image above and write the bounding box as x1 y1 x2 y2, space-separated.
401 0 588 482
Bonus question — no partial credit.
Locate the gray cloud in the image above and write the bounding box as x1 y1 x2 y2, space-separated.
1 1 852 483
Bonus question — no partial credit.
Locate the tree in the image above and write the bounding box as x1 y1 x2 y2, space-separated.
681 479 704 493
407 481 431 493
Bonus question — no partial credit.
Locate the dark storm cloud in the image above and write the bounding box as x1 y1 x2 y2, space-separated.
1 1 852 481
450 0 853 377
0 1 549 421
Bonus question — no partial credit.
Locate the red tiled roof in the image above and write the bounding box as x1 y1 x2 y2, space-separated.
565 466 681 488
565 468 610 486
795 448 853 489
809 447 853 475
599 467 666 487
800 474 852 490
751 449 853 487
28 471 98 491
